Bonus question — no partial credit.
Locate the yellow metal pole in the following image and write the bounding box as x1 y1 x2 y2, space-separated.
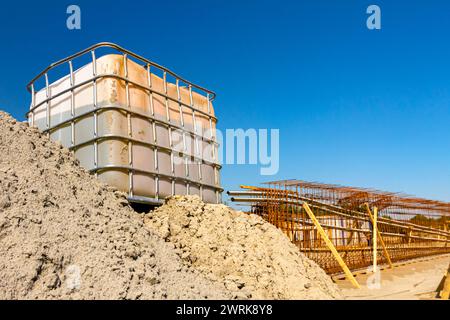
373 207 378 273
440 265 450 299
445 223 448 248
365 204 393 269
302 202 361 289
240 185 261 191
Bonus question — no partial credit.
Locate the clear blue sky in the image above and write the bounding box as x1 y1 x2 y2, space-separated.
0 0 449 202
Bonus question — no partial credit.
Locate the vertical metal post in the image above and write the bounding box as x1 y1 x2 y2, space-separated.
69 60 75 147
176 79 185 128
163 71 175 194
176 79 188 191
44 73 50 132
373 206 378 273
155 176 159 200
155 148 159 200
184 156 189 178
146 64 154 116
123 54 134 198
30 83 35 127
207 93 215 162
91 50 98 176
365 203 392 268
170 152 175 174
189 86 196 135
163 71 170 122
189 85 199 156
184 156 189 196
204 93 214 203
198 158 203 200
147 64 158 199
145 63 155 193
167 80 173 163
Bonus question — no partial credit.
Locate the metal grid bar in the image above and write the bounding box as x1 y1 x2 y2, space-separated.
30 83 35 127
44 73 50 131
123 54 134 198
68 60 75 147
91 50 98 175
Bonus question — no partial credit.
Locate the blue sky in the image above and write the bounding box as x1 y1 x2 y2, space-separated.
0 0 449 202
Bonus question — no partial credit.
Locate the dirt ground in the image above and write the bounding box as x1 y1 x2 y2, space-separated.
336 254 450 300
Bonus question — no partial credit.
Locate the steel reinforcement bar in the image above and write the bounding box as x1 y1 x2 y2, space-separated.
229 181 450 275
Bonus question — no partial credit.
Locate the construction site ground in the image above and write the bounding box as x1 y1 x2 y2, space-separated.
335 254 450 300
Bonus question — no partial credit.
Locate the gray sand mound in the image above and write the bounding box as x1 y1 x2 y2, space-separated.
0 110 341 300
0 111 231 299
145 196 343 299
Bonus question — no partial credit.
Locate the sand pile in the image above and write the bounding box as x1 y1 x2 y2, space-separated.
145 196 343 299
0 110 341 300
0 111 231 299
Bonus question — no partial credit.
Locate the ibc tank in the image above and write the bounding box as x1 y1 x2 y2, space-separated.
27 43 222 204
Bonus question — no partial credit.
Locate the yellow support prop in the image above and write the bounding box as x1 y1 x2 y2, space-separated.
302 202 361 289
445 224 449 248
240 185 260 191
440 265 450 300
365 203 393 269
373 207 378 273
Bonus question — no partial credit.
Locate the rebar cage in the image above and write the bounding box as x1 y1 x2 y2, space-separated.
26 42 222 205
230 180 450 274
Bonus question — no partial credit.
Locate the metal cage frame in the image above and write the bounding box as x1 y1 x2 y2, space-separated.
230 181 450 274
26 42 223 205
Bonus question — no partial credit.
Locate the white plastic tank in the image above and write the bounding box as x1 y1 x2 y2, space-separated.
27 43 222 204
